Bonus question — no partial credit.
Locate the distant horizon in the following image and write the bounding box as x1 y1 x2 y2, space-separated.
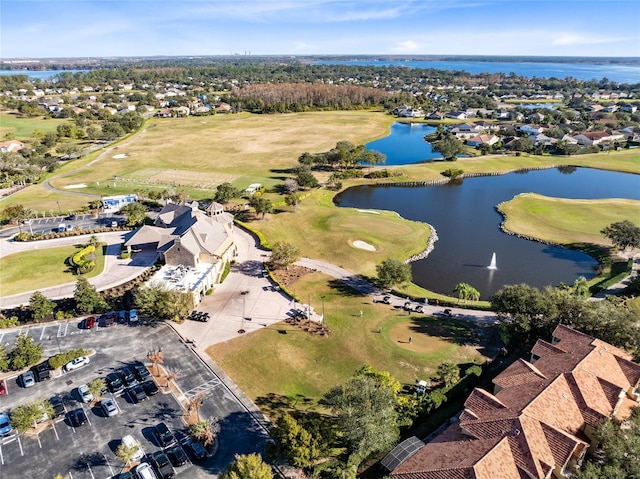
2 1 639 59
2 54 639 63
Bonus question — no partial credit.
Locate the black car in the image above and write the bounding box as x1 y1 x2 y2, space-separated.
184 440 206 461
129 384 148 403
31 361 51 382
142 380 159 396
166 445 188 467
152 451 176 479
68 408 88 427
155 422 177 448
133 364 151 382
120 368 138 387
50 396 66 418
106 372 124 393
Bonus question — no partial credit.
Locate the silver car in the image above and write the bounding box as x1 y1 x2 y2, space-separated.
78 384 94 403
21 370 36 388
100 398 118 417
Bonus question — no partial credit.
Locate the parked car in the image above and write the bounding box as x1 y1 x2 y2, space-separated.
64 356 90 371
0 413 12 436
31 361 51 382
403 301 413 311
83 316 97 329
183 440 206 461
166 445 188 467
78 384 94 403
121 368 138 387
65 224 74 232
134 364 151 382
142 380 159 396
21 370 36 388
50 396 66 419
135 462 158 479
414 305 424 313
106 372 125 393
122 434 144 461
68 408 88 427
155 422 176 448
101 312 116 327
101 398 118 417
129 384 148 403
117 310 127 323
442 308 452 317
0 379 6 395
152 451 175 478
128 309 139 322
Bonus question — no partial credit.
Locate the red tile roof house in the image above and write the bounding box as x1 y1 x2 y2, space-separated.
385 325 640 479
573 131 625 146
466 134 499 147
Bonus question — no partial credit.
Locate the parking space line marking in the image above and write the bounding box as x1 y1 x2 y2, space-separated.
17 436 23 456
86 462 95 479
183 378 223 399
52 421 60 441
104 454 114 476
84 406 92 427
0 445 4 465
39 326 47 341
64 322 69 336
57 323 65 337
0 333 4 344
68 471 73 479
36 431 42 448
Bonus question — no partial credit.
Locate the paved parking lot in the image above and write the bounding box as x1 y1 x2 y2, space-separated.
0 321 269 478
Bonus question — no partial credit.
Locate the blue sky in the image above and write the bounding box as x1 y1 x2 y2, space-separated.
2 0 640 58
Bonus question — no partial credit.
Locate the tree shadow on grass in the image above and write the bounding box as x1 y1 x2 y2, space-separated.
405 317 488 347
254 392 316 417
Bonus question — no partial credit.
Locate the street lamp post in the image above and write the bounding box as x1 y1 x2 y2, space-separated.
56 201 62 216
239 290 249 333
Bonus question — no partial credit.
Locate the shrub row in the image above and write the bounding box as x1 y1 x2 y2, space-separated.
13 227 123 242
234 220 271 250
220 261 231 283
48 348 90 370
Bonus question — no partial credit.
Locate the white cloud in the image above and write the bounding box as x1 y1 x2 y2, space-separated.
392 40 422 53
552 33 635 46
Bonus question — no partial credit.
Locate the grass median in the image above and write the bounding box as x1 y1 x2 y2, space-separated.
0 243 105 296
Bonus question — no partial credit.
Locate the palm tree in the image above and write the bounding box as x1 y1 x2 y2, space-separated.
188 417 221 448
573 276 590 298
453 282 470 303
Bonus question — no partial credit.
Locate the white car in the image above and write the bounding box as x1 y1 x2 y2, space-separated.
122 434 144 461
64 356 90 372
135 462 158 479
78 384 94 403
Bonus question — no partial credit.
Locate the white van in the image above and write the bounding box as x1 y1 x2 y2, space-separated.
135 463 158 479
58 223 66 233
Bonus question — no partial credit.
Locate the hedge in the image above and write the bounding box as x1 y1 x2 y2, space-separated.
48 348 90 370
234 219 271 250
70 244 95 274
220 261 231 283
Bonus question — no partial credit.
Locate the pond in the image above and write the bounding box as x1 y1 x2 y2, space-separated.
366 122 438 165
335 167 640 299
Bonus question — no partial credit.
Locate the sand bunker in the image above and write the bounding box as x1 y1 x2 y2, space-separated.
353 240 376 251
112 154 128 159
357 209 380 214
65 184 87 189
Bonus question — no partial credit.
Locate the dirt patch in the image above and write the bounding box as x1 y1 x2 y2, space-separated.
270 264 315 287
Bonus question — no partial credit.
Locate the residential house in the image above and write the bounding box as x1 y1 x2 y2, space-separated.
426 111 445 120
527 112 545 124
0 140 24 153
573 131 625 146
446 111 468 120
620 104 637 113
532 133 554 147
560 134 578 145
466 134 499 147
124 201 236 305
518 124 545 136
215 102 233 114
385 325 640 479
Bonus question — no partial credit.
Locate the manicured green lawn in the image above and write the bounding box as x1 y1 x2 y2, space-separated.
0 243 105 296
498 194 640 246
207 271 498 410
0 111 66 139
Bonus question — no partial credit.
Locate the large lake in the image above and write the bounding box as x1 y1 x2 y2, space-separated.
336 168 640 299
0 70 90 80
314 60 640 84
